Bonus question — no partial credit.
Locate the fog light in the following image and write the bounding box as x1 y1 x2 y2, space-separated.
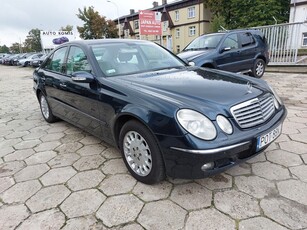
216 115 233 135
201 162 214 171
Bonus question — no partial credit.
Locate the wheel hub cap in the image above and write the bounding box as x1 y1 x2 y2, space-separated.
123 131 152 176
256 63 264 76
40 96 49 119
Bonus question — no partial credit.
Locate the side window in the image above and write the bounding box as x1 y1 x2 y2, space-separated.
44 47 67 73
222 34 239 50
66 46 92 75
240 32 255 47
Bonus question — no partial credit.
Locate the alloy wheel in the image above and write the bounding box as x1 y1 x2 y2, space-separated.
256 62 264 76
40 96 50 119
123 131 152 176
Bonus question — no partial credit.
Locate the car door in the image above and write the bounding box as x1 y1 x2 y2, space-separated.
215 33 241 72
238 32 257 70
41 45 102 137
41 46 69 117
58 45 103 137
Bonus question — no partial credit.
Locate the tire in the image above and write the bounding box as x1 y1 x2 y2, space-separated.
39 93 57 123
251 59 265 78
119 120 165 184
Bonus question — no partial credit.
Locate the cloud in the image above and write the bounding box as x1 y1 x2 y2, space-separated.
0 0 155 47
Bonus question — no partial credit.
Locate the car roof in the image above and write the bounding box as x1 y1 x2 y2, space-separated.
60 39 153 48
201 29 262 37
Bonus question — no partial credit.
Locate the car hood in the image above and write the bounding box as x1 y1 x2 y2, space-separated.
178 50 214 61
111 67 269 118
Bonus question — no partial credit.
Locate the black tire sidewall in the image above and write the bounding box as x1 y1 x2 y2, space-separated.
119 120 165 184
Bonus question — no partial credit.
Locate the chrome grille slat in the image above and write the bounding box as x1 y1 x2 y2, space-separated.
240 115 264 125
231 94 275 128
235 106 261 117
233 103 260 114
236 110 262 119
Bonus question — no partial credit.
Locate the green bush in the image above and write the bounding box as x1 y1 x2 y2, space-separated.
298 49 307 56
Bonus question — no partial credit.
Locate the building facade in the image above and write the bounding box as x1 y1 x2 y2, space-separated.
116 0 212 53
289 0 307 48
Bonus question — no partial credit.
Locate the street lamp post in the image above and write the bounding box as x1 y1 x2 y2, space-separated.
107 0 121 38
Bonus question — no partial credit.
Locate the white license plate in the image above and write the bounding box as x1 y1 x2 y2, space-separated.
257 125 282 151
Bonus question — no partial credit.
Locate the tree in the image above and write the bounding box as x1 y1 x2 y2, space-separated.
210 15 227 32
204 0 290 29
0 45 10 53
230 0 290 28
103 19 118 38
77 6 118 39
23 28 42 52
203 0 233 27
60 25 73 31
10 43 21 53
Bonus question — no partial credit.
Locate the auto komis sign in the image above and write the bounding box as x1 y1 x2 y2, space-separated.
40 31 75 50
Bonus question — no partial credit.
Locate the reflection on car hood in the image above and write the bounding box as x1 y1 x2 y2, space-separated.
112 67 268 118
178 50 214 61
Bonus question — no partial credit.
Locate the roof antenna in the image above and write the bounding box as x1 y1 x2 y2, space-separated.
272 16 278 24
220 26 228 31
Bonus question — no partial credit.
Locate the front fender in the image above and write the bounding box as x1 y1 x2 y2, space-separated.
116 104 184 137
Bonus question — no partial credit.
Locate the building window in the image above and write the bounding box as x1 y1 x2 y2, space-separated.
188 7 195 19
175 10 179 21
163 21 168 32
176 45 180 53
124 29 129 38
189 26 196 36
176 28 180 38
134 20 139 29
303 33 307 46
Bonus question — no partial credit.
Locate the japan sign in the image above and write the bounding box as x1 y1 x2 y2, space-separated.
139 10 161 35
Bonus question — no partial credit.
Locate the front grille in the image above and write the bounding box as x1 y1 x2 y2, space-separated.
230 94 275 128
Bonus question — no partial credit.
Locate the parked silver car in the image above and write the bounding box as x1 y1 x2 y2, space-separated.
18 53 43 67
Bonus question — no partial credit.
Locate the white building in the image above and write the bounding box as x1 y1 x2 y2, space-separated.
290 0 307 48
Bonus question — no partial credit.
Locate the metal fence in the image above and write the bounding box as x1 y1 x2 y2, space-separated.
253 22 304 65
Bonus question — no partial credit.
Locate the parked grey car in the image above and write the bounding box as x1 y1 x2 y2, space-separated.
178 29 269 78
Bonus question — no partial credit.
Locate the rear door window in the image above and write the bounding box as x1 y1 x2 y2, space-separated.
240 32 255 47
43 47 68 73
66 46 92 75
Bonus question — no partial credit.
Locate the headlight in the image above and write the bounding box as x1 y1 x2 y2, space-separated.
269 85 283 109
216 115 233 134
177 109 216 140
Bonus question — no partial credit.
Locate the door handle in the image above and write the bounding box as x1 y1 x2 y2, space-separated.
60 83 67 87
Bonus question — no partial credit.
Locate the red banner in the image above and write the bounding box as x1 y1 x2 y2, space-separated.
139 10 161 35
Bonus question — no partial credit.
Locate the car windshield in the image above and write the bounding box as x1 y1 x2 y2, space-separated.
91 42 185 77
184 34 225 51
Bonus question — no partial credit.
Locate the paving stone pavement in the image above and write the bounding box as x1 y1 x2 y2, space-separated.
0 64 306 230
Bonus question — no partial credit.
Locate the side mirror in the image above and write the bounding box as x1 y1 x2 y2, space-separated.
71 71 95 83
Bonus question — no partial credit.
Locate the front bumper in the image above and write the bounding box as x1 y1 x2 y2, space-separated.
158 107 287 179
